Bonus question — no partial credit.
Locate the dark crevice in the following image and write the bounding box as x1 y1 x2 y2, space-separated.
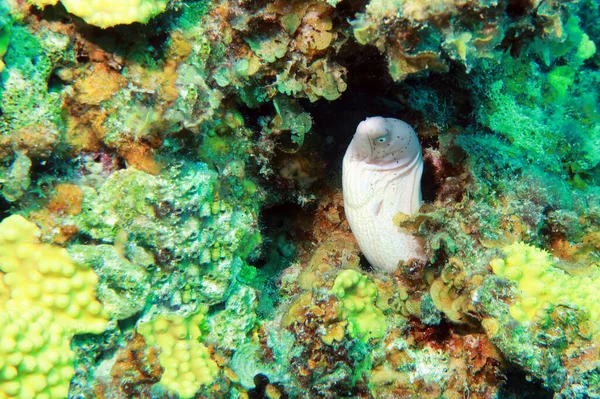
499 369 554 399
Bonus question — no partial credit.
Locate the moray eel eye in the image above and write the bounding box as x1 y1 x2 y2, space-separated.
375 136 387 143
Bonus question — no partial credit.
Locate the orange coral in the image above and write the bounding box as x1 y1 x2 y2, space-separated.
73 63 126 105
97 333 163 398
47 183 84 216
65 108 107 153
11 124 58 158
27 184 84 244
117 139 162 175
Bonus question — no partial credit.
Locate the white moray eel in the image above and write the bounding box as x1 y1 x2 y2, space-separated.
342 116 426 272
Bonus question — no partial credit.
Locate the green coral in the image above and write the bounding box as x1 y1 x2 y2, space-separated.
330 270 387 342
69 244 151 320
0 25 70 134
207 285 258 350
474 8 600 183
0 0 11 71
77 162 261 305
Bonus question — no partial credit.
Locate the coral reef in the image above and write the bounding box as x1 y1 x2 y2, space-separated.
0 0 599 397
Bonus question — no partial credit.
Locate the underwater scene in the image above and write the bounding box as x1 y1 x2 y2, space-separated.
0 0 599 398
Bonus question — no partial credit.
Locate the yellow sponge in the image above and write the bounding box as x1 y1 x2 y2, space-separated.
330 269 387 342
30 0 169 28
137 308 219 398
491 242 600 328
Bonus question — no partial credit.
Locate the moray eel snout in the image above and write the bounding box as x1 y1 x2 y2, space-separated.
342 117 426 272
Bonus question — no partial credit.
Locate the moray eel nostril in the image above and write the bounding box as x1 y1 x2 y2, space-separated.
342 116 426 273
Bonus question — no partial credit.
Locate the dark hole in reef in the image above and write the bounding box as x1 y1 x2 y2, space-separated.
304 44 402 174
247 252 268 269
29 154 69 182
248 373 289 399
421 156 438 204
334 0 371 18
0 195 11 220
116 311 143 332
358 253 374 273
499 369 554 399
168 128 202 157
249 202 307 317
330 380 371 397
254 202 303 268
506 0 537 18
29 1 70 23
47 68 67 93
237 102 271 134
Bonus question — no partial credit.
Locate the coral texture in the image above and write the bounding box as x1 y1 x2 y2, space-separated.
30 0 169 28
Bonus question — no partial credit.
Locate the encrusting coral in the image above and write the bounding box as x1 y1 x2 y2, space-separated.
136 308 219 398
330 269 387 342
0 215 109 399
491 242 600 329
29 0 169 28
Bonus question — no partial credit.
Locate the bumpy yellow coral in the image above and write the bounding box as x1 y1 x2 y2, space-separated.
330 269 387 342
491 242 600 327
30 0 168 29
0 215 109 335
0 215 109 399
137 308 219 398
0 308 74 399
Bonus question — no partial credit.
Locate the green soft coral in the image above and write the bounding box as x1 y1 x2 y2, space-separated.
330 270 387 342
475 10 600 183
0 0 11 71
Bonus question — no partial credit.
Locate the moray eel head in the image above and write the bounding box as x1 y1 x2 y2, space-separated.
351 116 421 168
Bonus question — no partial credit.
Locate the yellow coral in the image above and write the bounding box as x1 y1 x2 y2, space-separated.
0 308 73 399
0 215 109 335
29 0 168 29
330 269 387 342
491 242 600 328
0 215 109 399
137 308 219 398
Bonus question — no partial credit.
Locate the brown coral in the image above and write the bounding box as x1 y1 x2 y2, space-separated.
96 333 164 399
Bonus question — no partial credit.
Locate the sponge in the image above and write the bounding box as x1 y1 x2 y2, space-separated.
330 269 387 342
30 0 169 28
